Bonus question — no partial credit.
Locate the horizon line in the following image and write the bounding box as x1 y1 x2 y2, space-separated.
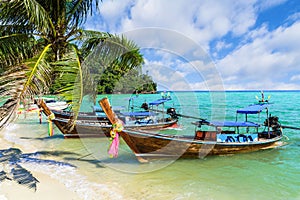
156 89 300 92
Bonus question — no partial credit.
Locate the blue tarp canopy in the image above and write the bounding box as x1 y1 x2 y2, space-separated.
120 111 156 117
236 104 269 114
149 98 171 106
209 121 260 127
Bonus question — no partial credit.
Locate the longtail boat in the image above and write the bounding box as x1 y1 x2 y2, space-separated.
99 97 285 162
38 98 178 138
17 98 68 114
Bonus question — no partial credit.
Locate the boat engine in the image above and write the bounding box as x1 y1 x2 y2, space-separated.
167 107 178 119
141 102 149 110
264 116 281 131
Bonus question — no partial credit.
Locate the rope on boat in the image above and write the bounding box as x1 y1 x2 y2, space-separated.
47 112 55 137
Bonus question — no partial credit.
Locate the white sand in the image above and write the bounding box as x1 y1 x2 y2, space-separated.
0 137 82 200
0 172 81 200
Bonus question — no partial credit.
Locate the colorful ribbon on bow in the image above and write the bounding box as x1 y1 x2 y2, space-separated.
108 121 123 158
47 112 55 137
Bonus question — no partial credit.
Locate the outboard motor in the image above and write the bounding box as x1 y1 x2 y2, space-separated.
167 107 178 119
264 116 281 131
141 102 149 110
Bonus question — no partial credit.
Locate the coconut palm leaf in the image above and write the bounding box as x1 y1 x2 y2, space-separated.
0 0 54 36
74 30 111 54
0 0 146 131
51 44 99 130
0 33 40 129
81 34 143 73
0 34 37 69
0 44 53 130
66 0 101 27
51 44 84 127
0 65 26 129
21 44 53 97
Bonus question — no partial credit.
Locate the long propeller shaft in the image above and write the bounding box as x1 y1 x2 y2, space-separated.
281 125 300 130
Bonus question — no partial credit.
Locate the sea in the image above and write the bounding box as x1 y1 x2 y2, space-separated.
1 91 299 200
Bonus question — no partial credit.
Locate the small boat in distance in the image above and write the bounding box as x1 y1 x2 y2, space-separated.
38 97 178 138
99 97 285 162
17 97 68 114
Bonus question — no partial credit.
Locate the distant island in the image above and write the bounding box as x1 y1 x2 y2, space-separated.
49 68 157 95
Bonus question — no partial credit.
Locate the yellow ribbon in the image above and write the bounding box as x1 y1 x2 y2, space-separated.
112 121 123 132
48 112 55 120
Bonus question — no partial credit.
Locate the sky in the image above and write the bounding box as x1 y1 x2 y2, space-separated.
84 0 300 91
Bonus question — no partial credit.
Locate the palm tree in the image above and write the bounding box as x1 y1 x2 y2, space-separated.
0 0 144 130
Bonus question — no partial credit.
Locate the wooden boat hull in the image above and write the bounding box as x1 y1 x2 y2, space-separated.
119 129 283 159
98 97 285 162
52 117 178 138
50 110 106 121
38 99 178 138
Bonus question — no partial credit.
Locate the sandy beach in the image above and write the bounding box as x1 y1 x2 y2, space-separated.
0 172 81 200
0 117 126 200
0 136 82 200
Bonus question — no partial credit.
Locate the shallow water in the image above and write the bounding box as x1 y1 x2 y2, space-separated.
1 91 300 200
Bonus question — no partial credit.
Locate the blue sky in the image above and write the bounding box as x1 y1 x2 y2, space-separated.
85 0 300 91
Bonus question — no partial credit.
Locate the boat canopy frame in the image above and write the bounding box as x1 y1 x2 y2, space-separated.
192 119 260 135
236 103 270 122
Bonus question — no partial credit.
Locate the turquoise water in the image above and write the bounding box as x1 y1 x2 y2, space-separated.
1 91 300 199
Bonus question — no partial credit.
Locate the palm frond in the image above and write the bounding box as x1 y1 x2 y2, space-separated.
52 45 82 101
52 44 95 128
82 34 143 75
69 29 111 43
73 30 111 56
0 0 54 36
0 34 36 69
21 44 53 98
0 0 146 131
0 45 53 130
0 65 26 130
66 0 102 27
111 36 144 71
0 24 36 35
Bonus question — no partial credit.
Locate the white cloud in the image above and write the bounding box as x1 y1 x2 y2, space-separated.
217 21 300 90
142 51 224 91
89 0 262 49
287 12 300 22
246 24 269 40
291 75 300 81
257 0 288 11
215 41 233 51
84 0 300 90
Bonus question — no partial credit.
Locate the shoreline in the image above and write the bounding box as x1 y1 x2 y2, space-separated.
0 121 124 200
0 133 82 200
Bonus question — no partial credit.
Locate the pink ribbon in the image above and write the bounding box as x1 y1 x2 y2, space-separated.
108 132 119 158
